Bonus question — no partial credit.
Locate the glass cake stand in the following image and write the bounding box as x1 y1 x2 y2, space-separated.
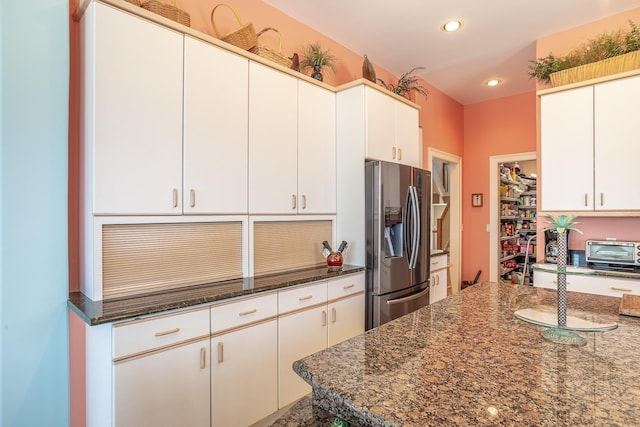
514 306 618 346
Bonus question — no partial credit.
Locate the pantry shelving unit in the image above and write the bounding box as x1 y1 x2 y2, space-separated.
499 163 537 285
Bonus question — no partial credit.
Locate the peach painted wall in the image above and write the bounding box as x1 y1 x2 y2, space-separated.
462 92 537 282
66 1 463 425
535 6 640 250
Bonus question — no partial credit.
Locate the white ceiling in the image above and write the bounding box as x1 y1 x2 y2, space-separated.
263 0 640 105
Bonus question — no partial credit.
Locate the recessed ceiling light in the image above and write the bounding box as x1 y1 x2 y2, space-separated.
486 79 501 87
441 20 463 32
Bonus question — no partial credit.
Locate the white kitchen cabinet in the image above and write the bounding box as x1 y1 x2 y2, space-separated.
593 75 640 210
278 281 328 407
534 270 640 297
183 36 248 214
430 254 448 304
210 293 278 427
298 80 337 214
112 308 210 427
365 85 420 167
248 62 299 214
84 2 184 215
540 74 640 212
327 273 365 346
114 339 210 427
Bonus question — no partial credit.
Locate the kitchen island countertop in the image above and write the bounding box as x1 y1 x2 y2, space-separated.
290 282 640 426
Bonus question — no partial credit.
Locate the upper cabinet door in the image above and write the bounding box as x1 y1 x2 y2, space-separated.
364 87 396 162
248 62 298 214
594 75 640 211
298 81 336 214
395 101 420 167
90 3 183 214
540 86 594 211
183 36 249 214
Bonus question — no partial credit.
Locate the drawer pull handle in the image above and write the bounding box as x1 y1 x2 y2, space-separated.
302 194 307 209
155 327 180 337
600 192 604 206
343 283 355 290
611 287 632 292
292 194 297 209
392 147 396 159
397 148 402 160
322 310 327 326
584 193 588 207
172 188 178 208
299 295 313 301
239 308 257 316
190 189 195 208
332 307 337 323
200 347 206 369
218 342 224 363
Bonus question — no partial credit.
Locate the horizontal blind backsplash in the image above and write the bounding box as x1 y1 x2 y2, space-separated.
254 220 331 276
102 222 242 299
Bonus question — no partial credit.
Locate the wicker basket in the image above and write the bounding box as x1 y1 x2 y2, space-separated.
550 50 640 86
141 0 190 27
249 27 292 68
211 4 257 51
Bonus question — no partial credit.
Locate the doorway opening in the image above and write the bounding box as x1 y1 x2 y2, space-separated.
489 152 537 283
428 148 462 294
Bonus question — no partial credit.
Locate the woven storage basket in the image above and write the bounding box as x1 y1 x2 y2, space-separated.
141 0 190 27
211 4 257 51
249 27 292 68
550 50 640 86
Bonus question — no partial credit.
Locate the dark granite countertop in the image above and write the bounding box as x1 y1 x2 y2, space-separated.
68 265 364 326
532 262 640 280
290 282 640 426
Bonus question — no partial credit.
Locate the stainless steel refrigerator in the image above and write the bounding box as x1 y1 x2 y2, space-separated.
365 160 431 330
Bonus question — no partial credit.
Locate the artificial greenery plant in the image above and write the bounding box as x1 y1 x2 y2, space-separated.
528 20 640 83
378 67 429 100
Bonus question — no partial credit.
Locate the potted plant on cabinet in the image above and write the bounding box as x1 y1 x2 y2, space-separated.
301 42 337 82
377 67 429 100
528 20 640 86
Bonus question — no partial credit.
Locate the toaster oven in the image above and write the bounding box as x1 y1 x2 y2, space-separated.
585 240 640 267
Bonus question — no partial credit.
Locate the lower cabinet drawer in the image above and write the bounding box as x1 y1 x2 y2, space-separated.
328 272 365 301
278 281 328 314
113 308 210 359
210 292 278 334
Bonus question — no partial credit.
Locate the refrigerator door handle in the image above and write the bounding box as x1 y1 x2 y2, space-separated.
386 286 430 305
410 186 420 269
403 187 413 267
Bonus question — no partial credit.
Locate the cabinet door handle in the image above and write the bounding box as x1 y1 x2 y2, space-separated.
611 287 632 292
298 295 313 301
397 148 402 160
584 193 588 207
292 194 297 209
218 342 224 363
600 192 604 206
392 147 396 159
332 307 336 323
190 189 195 208
200 347 206 369
173 188 179 208
155 327 180 337
302 194 306 209
239 308 257 316
322 310 327 326
343 283 355 290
